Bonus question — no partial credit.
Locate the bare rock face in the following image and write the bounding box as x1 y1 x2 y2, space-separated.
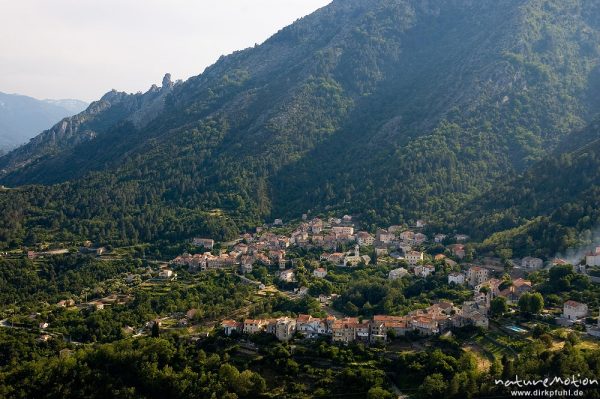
162 73 174 90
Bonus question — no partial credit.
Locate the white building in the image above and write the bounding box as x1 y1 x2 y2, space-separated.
521 257 543 269
563 300 588 321
448 272 465 285
313 268 328 278
388 267 409 280
279 269 295 283
159 269 175 279
586 247 600 267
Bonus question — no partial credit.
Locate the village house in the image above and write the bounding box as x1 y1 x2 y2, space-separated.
414 233 427 244
406 251 424 265
56 299 75 308
192 238 214 249
414 265 435 278
243 319 268 334
268 317 296 342
374 245 388 257
434 234 447 243
416 219 427 228
159 269 175 279
466 266 489 287
587 247 600 266
322 252 345 265
388 225 403 233
474 278 502 298
313 267 328 278
398 243 413 254
240 255 254 273
455 234 469 242
233 243 249 254
291 230 309 245
411 316 440 335
461 299 490 328
342 215 353 223
563 300 588 321
448 272 465 285
332 226 354 236
343 245 370 266
356 231 375 246
377 229 396 244
309 218 324 234
388 267 409 280
296 314 329 338
498 278 532 302
273 219 283 226
448 244 466 259
332 317 370 344
207 253 238 269
370 315 410 342
521 256 544 269
279 269 295 283
399 230 415 242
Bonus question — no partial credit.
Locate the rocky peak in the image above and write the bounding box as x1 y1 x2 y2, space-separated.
162 73 174 90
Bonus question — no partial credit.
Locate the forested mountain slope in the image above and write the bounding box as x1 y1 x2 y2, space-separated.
1 0 600 249
456 118 600 258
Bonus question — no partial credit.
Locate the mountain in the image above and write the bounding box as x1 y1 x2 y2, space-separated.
454 117 600 258
0 75 176 178
1 0 600 249
0 92 88 151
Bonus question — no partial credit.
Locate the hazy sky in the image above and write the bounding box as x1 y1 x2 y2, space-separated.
0 0 331 102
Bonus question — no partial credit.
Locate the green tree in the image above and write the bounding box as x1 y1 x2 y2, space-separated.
418 373 447 398
490 297 508 317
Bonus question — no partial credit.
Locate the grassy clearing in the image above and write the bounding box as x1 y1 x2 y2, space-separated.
463 344 492 372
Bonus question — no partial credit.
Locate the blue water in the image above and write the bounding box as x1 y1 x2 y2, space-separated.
507 325 527 333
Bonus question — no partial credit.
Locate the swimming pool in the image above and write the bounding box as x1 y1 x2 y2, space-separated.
506 325 527 333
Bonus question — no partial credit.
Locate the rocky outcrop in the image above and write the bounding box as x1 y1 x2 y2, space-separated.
0 74 178 176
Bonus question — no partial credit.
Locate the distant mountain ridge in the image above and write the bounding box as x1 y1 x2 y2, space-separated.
0 92 87 152
0 74 176 178
1 0 600 250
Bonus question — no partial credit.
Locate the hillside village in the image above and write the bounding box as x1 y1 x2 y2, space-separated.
161 214 599 344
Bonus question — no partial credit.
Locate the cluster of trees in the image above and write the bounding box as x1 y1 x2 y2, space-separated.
0 255 135 306
463 133 600 258
331 266 472 317
0 337 267 399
